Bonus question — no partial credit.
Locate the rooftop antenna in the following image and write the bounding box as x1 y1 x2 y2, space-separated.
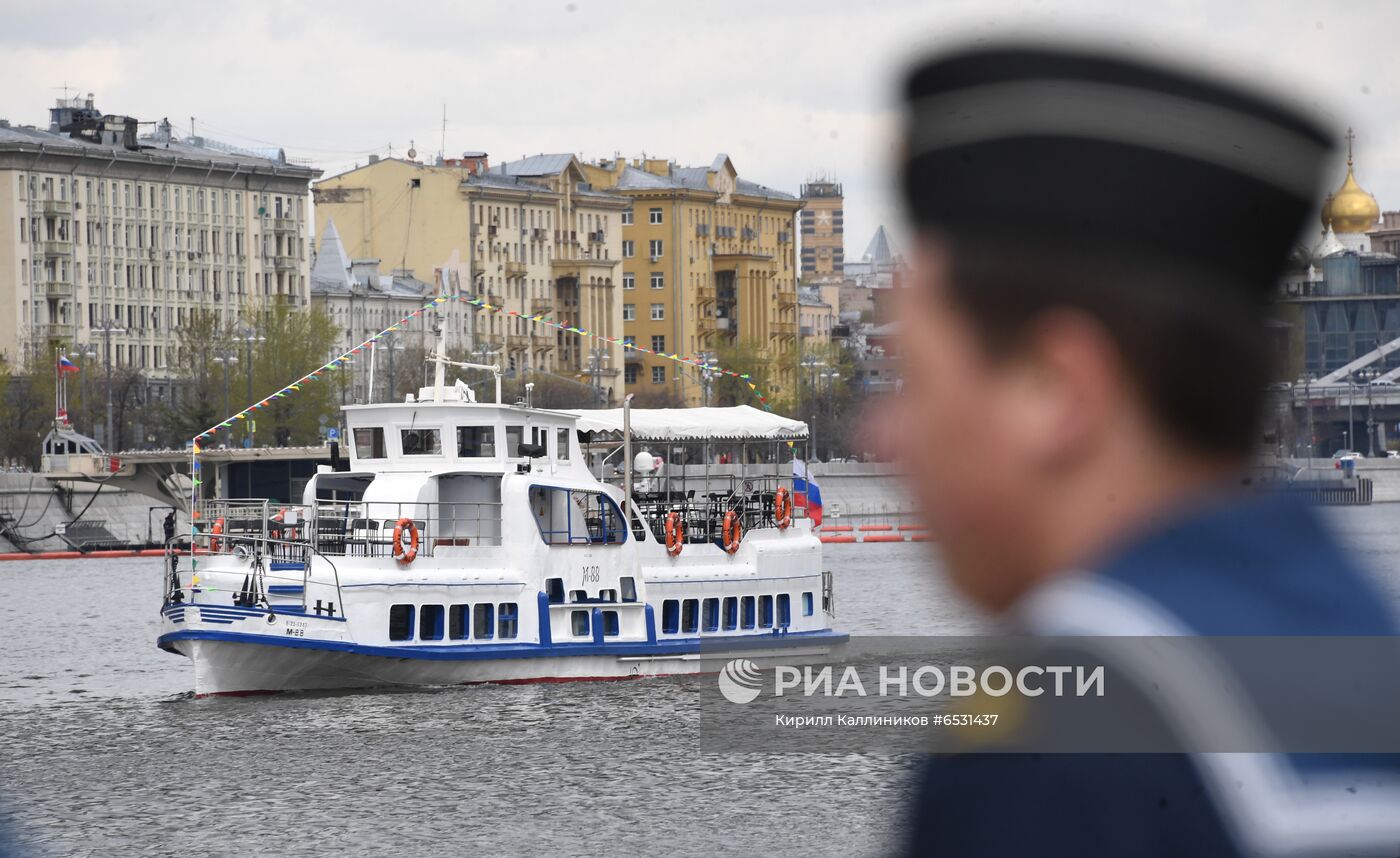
440 104 447 161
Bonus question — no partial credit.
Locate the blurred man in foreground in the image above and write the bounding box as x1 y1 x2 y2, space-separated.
891 44 1400 856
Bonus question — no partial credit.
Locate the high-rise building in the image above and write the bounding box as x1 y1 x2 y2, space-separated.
799 177 844 279
0 96 319 386
312 154 629 402
581 154 803 405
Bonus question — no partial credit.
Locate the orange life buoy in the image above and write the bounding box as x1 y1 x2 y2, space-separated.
774 487 793 530
210 517 224 553
664 511 685 557
392 517 419 563
722 510 742 555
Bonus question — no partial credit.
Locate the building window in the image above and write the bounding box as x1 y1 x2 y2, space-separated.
759 594 774 628
681 599 699 634
474 604 495 639
354 427 386 459
601 610 620 637
621 209 633 225
623 303 636 321
623 273 635 290
777 594 791 627
622 240 635 258
625 365 639 385
649 208 663 225
651 335 665 352
702 598 720 632
741 596 756 630
723 597 738 631
802 592 814 617
662 599 679 634
400 428 441 455
498 602 519 639
420 604 445 641
389 604 415 641
651 366 665 385
648 239 663 258
456 426 496 457
650 273 664 290
650 303 664 321
572 609 591 637
449 604 470 639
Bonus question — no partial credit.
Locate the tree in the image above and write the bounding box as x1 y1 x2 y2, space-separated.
247 300 341 446
160 309 226 445
0 363 56 470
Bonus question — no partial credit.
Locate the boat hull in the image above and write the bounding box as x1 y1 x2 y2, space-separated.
163 632 846 696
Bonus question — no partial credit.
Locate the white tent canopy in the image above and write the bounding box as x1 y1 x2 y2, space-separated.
565 405 807 441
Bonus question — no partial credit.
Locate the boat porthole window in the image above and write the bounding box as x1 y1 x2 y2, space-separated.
420 604 444 641
702 598 720 632
449 604 470 640
681 599 699 634
473 604 494 640
388 604 414 641
498 603 519 639
723 597 738 631
802 592 814 617
759 595 774 629
661 599 680 634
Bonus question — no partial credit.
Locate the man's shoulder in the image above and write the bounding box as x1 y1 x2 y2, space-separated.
903 753 1237 857
1099 491 1395 635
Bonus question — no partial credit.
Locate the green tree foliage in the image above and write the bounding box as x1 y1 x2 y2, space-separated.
160 309 226 445
247 300 341 446
0 358 57 470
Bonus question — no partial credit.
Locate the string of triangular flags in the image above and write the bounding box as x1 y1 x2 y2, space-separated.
456 294 772 411
185 295 453 586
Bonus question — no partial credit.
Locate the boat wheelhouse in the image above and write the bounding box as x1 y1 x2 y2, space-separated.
159 356 843 695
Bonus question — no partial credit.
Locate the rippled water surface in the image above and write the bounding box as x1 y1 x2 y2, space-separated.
1 506 1396 856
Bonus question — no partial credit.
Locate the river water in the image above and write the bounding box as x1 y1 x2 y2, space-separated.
1 506 1397 857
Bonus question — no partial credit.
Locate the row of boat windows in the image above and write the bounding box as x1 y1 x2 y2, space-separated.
355 425 570 461
545 576 638 603
660 593 814 635
388 602 519 642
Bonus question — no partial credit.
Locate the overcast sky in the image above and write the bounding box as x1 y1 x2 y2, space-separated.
4 0 1399 258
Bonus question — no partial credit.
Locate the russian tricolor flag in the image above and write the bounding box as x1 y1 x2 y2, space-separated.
792 458 823 528
57 354 80 375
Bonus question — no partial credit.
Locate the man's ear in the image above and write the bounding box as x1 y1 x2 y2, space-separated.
1002 308 1125 470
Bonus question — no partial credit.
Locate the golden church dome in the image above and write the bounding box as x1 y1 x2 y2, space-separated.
1321 128 1381 235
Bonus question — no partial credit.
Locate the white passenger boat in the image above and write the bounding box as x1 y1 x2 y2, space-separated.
158 342 844 696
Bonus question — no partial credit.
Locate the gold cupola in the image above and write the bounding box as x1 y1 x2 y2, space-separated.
1321 128 1381 235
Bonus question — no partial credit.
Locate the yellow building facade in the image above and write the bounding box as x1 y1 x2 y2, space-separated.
581 155 802 405
313 154 628 402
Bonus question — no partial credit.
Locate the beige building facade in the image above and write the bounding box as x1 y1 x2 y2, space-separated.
581 154 802 405
0 97 318 384
313 154 628 402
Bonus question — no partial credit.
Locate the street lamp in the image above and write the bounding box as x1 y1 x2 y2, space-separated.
1297 373 1315 470
698 351 719 407
800 355 825 462
1358 368 1380 457
212 348 238 447
94 318 126 450
236 326 265 447
583 346 612 406
74 344 97 431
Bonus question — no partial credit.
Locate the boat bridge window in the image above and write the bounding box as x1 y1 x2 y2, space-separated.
401 428 441 456
529 486 627 545
506 425 524 457
556 428 571 461
354 427 386 459
457 426 496 458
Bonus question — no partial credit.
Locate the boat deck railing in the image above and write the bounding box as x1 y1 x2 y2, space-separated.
191 498 504 561
631 474 808 545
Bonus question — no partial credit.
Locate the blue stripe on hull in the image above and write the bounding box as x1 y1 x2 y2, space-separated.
158 627 848 662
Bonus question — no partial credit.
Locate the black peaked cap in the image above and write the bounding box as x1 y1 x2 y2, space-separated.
901 44 1336 294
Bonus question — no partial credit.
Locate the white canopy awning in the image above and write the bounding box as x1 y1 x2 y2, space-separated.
565 405 807 441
